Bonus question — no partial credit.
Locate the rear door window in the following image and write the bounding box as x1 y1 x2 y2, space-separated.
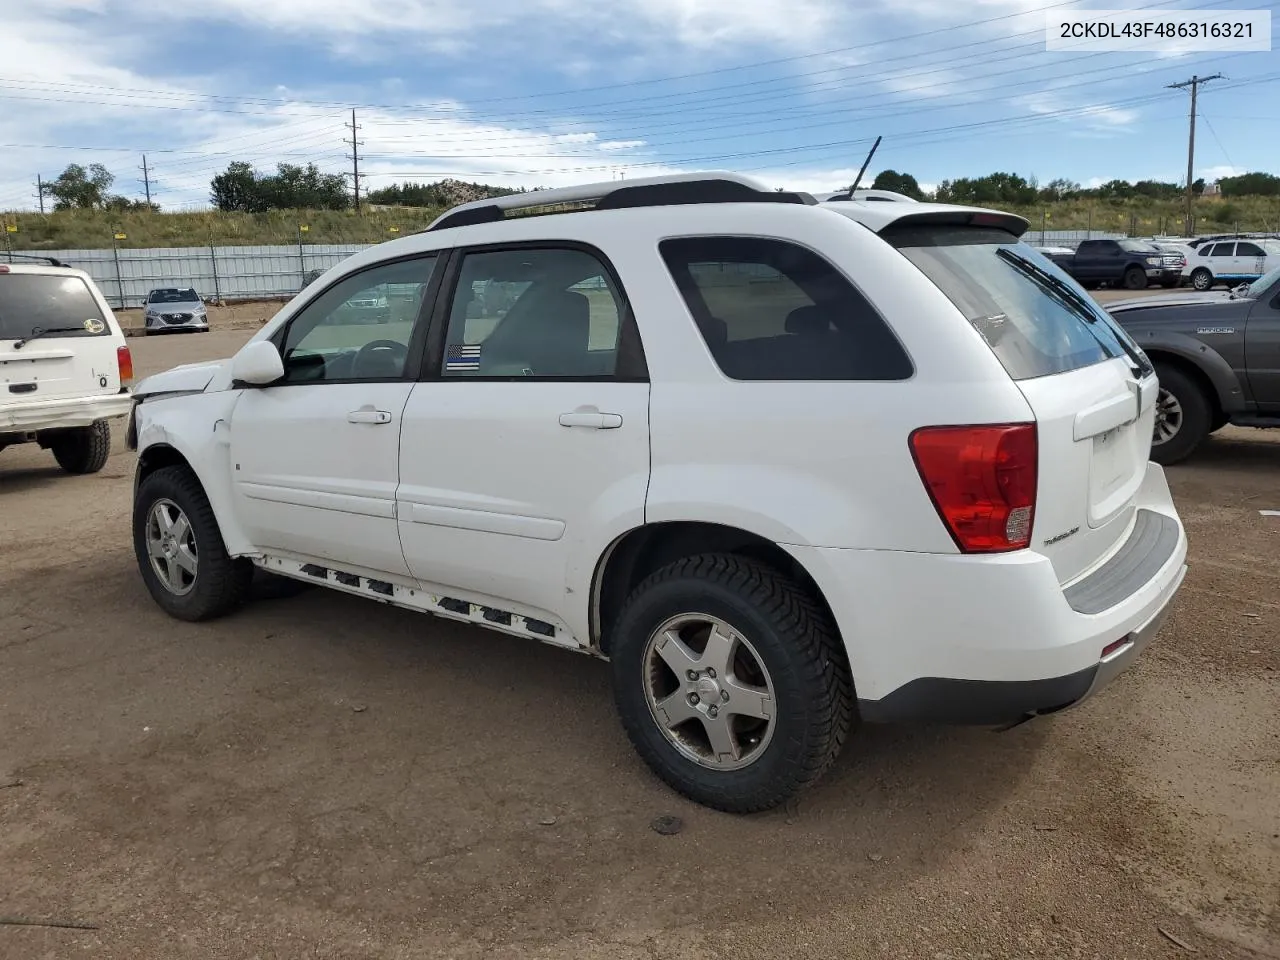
658 236 912 381
884 225 1139 381
0 273 108 341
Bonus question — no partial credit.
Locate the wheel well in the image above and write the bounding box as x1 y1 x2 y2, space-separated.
592 522 840 657
134 444 191 492
1147 351 1224 423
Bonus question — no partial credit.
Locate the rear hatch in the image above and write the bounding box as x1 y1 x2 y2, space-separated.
884 222 1157 585
0 269 123 405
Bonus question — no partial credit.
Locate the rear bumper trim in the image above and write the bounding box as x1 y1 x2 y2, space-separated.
1063 508 1180 615
1 393 133 431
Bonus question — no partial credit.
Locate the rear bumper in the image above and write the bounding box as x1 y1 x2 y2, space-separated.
785 461 1188 725
0 392 134 431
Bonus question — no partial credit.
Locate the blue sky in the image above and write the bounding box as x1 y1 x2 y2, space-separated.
1 0 1277 211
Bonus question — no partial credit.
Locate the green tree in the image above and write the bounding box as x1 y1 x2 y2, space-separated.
868 169 924 200
210 161 349 211
1218 172 1280 197
42 163 115 210
211 161 266 212
1038 177 1081 201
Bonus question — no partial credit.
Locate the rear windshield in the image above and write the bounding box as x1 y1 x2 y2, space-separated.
885 225 1138 381
0 273 108 342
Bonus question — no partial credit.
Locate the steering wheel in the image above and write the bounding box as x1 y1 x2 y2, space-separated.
351 339 409 378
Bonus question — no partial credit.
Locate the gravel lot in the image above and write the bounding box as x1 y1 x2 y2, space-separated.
2 304 1278 959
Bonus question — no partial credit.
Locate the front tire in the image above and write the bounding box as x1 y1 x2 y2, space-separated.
133 464 252 621
1190 268 1213 291
52 420 111 474
1150 364 1211 465
1122 265 1147 290
609 553 853 814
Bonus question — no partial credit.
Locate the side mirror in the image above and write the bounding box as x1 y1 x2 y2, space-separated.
231 340 284 386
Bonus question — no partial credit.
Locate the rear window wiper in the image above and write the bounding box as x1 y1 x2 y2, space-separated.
996 248 1153 378
11 326 90 349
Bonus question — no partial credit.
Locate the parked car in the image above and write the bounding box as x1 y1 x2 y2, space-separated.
126 171 1187 813
1107 264 1280 462
1 262 134 473
1183 238 1280 291
143 287 209 334
1046 238 1184 290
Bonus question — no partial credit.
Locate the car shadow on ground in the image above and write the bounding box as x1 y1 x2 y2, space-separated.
1185 430 1280 472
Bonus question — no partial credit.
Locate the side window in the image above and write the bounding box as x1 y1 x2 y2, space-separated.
440 247 626 378
1236 242 1264 258
1208 243 1235 258
658 236 912 382
279 256 437 384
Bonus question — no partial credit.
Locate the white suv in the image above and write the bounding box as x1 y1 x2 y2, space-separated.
1 261 134 473
127 172 1188 813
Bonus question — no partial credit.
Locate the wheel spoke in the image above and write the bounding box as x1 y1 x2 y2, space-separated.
174 545 198 576
171 515 191 545
147 538 166 560
163 557 182 590
155 505 175 536
700 623 736 676
653 691 701 730
724 676 773 720
700 713 740 763
654 629 699 675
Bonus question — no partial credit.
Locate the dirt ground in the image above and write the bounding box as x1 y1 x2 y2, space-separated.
1 322 1278 960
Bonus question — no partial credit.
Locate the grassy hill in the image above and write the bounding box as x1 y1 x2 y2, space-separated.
3 193 1279 251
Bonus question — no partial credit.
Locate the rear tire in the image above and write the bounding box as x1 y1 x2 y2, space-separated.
1150 364 1211 465
609 553 853 814
52 420 111 474
1191 268 1213 291
133 464 253 621
1123 266 1147 290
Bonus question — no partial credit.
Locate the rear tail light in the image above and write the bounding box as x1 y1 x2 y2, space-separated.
116 344 134 388
909 423 1038 553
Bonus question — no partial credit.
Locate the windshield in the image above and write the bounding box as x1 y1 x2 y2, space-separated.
0 273 108 341
149 288 199 303
886 225 1141 381
1119 240 1161 253
1245 264 1280 299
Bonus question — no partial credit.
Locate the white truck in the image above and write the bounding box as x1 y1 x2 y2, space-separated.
1 261 134 473
126 172 1188 813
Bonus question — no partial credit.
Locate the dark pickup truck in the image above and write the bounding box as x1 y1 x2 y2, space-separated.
1048 239 1184 291
1107 264 1280 463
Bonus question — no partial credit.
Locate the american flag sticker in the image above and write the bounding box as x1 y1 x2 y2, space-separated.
444 342 482 371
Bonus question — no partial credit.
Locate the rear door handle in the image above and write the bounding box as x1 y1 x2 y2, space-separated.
559 411 623 429
347 408 393 424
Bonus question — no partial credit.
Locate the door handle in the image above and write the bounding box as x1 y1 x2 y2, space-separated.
559 411 623 429
347 409 393 424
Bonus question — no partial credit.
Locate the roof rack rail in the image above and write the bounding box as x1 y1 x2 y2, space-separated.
3 252 70 267
425 171 816 232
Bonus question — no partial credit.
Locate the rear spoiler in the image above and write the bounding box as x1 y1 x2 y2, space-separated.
879 210 1030 239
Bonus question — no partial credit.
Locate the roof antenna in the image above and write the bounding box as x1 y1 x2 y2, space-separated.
843 135 882 199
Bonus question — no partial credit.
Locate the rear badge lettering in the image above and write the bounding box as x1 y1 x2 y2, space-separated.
1044 526 1080 546
1196 326 1234 335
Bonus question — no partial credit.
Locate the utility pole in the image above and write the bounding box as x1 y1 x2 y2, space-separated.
139 154 153 206
344 109 363 212
35 174 45 214
1167 73 1223 236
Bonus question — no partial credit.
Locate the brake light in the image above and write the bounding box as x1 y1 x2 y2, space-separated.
117 344 134 388
909 423 1038 553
